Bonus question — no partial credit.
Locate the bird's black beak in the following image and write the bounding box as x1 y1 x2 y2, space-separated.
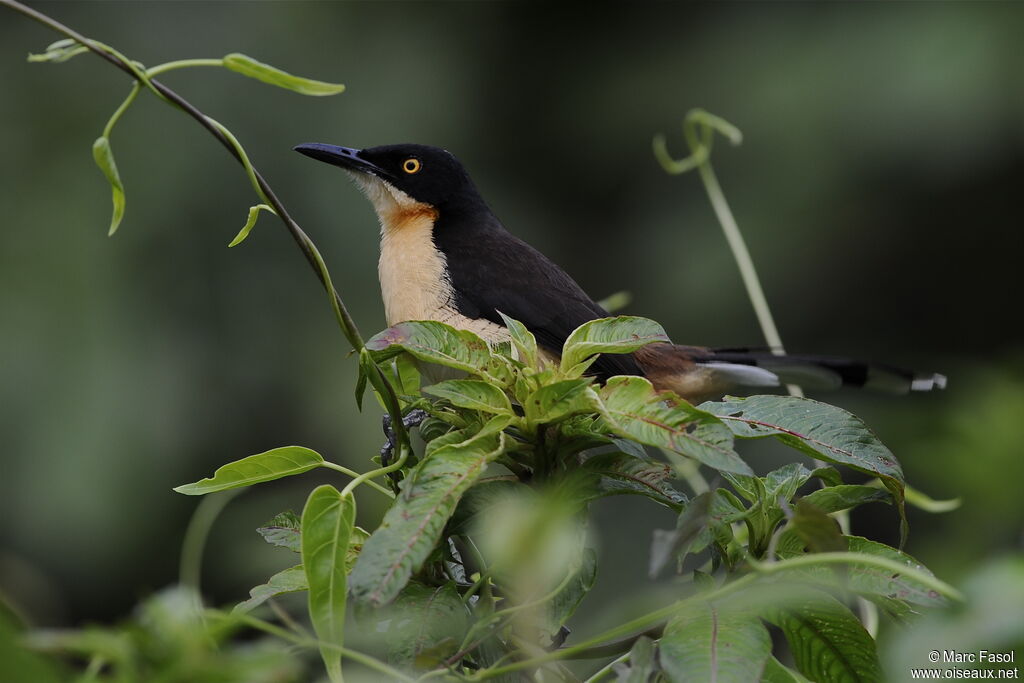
293 143 394 180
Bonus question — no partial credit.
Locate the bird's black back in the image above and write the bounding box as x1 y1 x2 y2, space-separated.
432 206 642 379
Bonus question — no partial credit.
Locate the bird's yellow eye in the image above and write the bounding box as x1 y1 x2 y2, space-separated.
402 158 422 174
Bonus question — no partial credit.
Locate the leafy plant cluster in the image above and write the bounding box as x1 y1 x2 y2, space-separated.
162 315 955 682
0 5 963 682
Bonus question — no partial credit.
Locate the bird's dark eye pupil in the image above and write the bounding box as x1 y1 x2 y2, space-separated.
403 158 420 173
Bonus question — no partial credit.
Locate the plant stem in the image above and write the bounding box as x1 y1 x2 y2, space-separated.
221 610 417 683
747 551 963 601
1 0 414 464
179 489 242 594
340 441 411 498
654 110 803 398
585 651 630 683
472 547 963 679
0 0 366 350
146 58 224 77
102 82 140 138
321 461 395 498
696 163 798 393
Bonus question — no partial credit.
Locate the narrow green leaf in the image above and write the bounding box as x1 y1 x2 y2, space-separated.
903 483 961 513
423 379 513 415
580 451 687 511
596 290 632 313
366 321 493 378
350 423 507 606
228 203 274 247
800 485 891 514
257 511 302 552
524 378 597 424
222 53 345 95
497 311 538 368
28 38 89 63
22 628 133 665
92 136 125 235
660 602 772 683
598 376 751 475
766 591 882 683
702 395 907 542
233 565 307 614
560 316 670 372
302 485 356 682
173 446 324 495
377 581 468 669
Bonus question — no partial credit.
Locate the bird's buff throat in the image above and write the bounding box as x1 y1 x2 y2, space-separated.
352 173 510 345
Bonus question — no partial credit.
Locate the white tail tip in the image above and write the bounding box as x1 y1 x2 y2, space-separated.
911 373 947 391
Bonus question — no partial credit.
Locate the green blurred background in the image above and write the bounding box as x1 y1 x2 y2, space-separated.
1 0 1021 644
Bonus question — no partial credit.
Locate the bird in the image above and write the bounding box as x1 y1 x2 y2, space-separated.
293 142 945 404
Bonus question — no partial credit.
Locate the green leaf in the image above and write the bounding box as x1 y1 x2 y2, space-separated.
580 451 687 511
560 316 670 372
762 656 810 683
173 446 324 495
92 136 125 236
233 565 307 614
766 591 882 683
660 602 772 683
497 311 538 368
377 581 468 669
613 636 659 682
883 557 1024 676
302 485 356 682
903 482 961 513
423 379 513 415
650 491 712 578
366 321 493 378
769 533 945 615
524 378 597 424
393 352 422 398
763 463 840 504
222 53 345 95
596 290 632 314
350 423 507 607
228 203 274 247
257 511 302 552
598 376 751 475
702 395 907 541
800 485 891 514
544 548 597 641
27 38 89 64
355 348 376 412
843 536 946 609
702 396 903 482
790 500 848 554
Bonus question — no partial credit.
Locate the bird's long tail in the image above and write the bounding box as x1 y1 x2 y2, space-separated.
634 343 946 403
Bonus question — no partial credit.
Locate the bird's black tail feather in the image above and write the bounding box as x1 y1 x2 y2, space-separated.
699 349 947 394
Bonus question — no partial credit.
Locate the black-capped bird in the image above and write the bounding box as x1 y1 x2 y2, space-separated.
294 142 945 403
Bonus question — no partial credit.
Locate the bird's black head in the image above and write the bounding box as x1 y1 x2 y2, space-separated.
293 142 482 210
